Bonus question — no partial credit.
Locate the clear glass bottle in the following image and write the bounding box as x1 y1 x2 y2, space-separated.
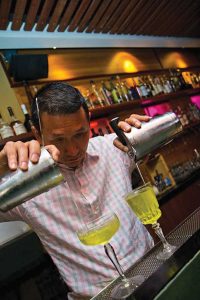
90 80 104 107
7 106 27 135
130 78 141 99
116 76 131 101
100 81 113 105
0 113 14 139
21 104 32 132
109 78 121 104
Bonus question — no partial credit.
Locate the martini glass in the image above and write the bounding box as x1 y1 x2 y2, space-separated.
76 201 144 299
124 182 176 260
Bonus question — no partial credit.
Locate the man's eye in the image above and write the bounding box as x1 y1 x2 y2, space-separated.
53 137 65 143
75 132 84 138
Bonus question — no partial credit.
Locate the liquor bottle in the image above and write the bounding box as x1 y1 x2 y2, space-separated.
162 75 173 93
143 76 153 97
0 113 14 139
160 76 169 94
105 125 112 134
115 82 124 102
148 75 158 96
109 78 121 104
189 103 200 121
101 81 113 105
137 77 148 98
21 104 32 132
176 69 187 90
176 106 189 126
7 106 27 135
90 81 104 107
154 169 166 192
181 107 189 126
154 76 164 95
98 128 104 136
129 78 141 99
85 90 95 108
116 76 131 101
169 69 180 92
91 128 99 137
123 79 134 100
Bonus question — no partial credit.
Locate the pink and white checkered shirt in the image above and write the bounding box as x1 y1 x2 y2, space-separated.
0 134 153 299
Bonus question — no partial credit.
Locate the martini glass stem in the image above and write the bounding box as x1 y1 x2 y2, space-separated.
104 243 127 282
152 222 172 251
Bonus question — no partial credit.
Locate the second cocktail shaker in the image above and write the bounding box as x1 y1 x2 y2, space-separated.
110 112 183 161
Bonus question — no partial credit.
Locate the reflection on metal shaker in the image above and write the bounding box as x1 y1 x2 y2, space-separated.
110 112 183 161
0 148 64 212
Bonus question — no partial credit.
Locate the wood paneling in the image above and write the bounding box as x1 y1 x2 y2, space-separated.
67 0 92 32
86 0 112 33
58 0 80 32
104 0 131 34
35 0 55 31
0 0 12 30
24 0 41 31
47 0 68 32
93 0 121 33
77 0 102 32
11 0 27 30
0 0 199 37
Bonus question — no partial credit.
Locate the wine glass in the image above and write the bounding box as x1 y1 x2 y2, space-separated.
124 182 176 260
76 199 144 299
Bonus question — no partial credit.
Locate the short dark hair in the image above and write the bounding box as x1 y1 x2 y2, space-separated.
31 82 89 131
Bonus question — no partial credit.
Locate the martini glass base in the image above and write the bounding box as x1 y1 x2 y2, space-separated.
111 275 144 299
156 244 177 260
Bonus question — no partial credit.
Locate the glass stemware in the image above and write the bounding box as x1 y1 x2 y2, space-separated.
76 200 144 299
124 182 176 260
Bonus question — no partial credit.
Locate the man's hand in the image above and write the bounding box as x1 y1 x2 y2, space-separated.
113 114 151 152
0 140 60 172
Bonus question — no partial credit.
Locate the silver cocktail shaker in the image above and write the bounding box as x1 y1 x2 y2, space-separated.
110 112 183 161
0 148 64 212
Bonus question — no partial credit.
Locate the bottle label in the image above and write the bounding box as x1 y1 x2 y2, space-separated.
13 123 27 135
0 126 14 139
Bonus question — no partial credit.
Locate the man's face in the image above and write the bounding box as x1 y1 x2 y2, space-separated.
41 107 90 168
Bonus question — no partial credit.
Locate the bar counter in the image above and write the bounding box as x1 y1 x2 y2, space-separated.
92 207 200 300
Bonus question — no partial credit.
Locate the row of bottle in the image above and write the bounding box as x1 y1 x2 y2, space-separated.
153 169 172 194
173 102 200 127
170 149 200 183
82 70 190 108
182 71 200 89
90 126 112 138
0 105 31 140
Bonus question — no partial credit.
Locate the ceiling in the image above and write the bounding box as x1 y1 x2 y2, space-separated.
0 0 200 38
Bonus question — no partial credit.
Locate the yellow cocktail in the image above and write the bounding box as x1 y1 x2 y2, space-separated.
78 214 120 246
125 183 161 225
77 210 144 298
125 182 176 260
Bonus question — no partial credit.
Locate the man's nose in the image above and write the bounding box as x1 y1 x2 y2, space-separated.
65 143 79 156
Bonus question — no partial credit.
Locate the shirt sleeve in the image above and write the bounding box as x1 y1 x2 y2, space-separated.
0 207 24 222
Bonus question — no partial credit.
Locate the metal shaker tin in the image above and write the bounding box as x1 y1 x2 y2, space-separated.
0 148 64 212
110 112 183 161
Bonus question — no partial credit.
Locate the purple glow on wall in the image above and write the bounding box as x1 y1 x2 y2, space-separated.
144 102 172 117
190 95 200 109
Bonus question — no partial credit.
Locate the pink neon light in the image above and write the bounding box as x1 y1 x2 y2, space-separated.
144 102 172 117
190 95 200 109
